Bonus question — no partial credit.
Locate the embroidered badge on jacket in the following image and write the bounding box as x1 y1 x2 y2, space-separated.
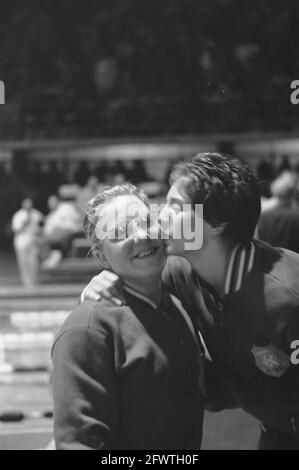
251 343 290 377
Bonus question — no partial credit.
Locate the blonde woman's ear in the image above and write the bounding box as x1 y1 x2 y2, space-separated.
96 249 110 269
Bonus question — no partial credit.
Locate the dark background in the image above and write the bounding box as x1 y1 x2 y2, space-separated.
1 0 298 138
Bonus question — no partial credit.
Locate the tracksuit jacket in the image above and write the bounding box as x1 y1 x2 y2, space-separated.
163 239 299 435
52 288 205 450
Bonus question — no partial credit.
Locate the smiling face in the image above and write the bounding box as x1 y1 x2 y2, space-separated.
159 176 212 257
99 194 165 284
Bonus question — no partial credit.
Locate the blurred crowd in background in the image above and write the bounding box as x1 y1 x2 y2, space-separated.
0 158 168 246
2 151 299 287
0 154 297 244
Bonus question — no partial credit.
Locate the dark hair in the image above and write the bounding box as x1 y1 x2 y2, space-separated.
170 152 261 244
83 183 149 257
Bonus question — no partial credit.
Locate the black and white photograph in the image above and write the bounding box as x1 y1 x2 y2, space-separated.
0 0 299 452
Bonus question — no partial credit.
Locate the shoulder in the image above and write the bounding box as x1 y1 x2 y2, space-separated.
256 240 299 302
56 298 133 342
33 209 43 220
12 209 23 220
260 197 279 212
59 202 78 213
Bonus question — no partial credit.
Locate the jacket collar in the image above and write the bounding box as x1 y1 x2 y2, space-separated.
224 241 256 296
123 284 160 310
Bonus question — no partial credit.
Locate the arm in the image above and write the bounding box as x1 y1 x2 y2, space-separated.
52 327 118 450
11 212 30 235
82 257 190 305
163 258 239 411
81 271 126 305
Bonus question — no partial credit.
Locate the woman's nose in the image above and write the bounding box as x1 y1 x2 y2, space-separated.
131 225 149 242
158 205 169 224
